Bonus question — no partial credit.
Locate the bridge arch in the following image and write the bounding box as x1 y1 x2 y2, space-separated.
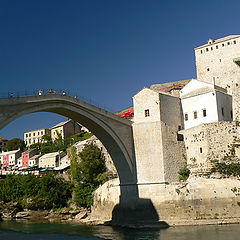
0 94 136 184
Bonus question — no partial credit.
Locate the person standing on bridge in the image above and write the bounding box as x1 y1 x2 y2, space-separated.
39 89 43 95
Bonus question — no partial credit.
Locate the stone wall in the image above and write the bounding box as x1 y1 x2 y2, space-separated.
91 176 240 224
181 121 240 172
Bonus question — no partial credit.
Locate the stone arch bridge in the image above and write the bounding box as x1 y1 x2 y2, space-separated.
0 94 136 185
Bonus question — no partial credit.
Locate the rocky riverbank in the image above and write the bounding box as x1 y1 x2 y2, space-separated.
0 201 94 224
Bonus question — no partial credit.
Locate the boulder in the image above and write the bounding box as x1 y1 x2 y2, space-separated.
15 211 31 219
75 210 88 220
69 210 80 215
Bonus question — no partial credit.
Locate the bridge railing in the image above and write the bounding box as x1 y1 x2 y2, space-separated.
0 89 114 113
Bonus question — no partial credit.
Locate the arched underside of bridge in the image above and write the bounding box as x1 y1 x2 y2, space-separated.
0 95 136 185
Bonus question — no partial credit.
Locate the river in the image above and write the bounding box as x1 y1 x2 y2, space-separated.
0 220 240 240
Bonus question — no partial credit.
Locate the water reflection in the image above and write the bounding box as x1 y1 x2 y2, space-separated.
0 220 240 240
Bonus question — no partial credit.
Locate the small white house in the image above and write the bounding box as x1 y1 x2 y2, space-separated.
39 151 66 169
180 79 232 129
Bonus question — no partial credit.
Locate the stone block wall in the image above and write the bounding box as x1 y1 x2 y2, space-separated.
182 121 240 172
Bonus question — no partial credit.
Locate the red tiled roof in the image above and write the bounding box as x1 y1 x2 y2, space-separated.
160 83 185 92
0 137 8 141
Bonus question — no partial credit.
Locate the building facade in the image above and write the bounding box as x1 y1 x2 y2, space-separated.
24 128 50 146
180 79 232 129
51 119 82 141
18 148 38 168
132 88 186 184
39 151 66 169
0 149 21 171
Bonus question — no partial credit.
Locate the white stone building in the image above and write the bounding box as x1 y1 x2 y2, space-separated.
180 79 232 129
132 87 186 184
39 151 66 169
24 128 50 146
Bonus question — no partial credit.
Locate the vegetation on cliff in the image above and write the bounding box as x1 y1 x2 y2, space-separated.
0 142 108 211
211 160 240 177
69 143 108 208
4 138 25 151
178 166 190 181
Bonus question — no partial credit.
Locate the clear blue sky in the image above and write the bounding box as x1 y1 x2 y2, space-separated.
0 0 239 140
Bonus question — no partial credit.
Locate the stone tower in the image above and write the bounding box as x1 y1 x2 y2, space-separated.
194 35 240 120
132 88 186 184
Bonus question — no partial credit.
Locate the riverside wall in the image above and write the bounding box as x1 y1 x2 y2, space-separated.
91 176 240 225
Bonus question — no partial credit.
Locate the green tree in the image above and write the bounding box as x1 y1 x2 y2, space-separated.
0 174 72 210
78 143 106 185
69 143 107 208
41 133 52 144
4 138 25 151
69 147 81 184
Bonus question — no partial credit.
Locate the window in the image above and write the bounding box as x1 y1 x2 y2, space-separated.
200 147 203 153
216 45 218 49
41 131 43 135
201 50 203 54
206 48 209 52
29 133 31 137
227 42 230 45
184 113 188 121
178 125 181 131
207 68 210 71
38 132 40 135
194 111 197 119
233 40 236 44
33 133 35 136
211 47 213 51
26 134 28 138
145 109 150 117
203 109 207 117
222 107 224 116
222 43 225 47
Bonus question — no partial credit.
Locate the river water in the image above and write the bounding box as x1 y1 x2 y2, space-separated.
0 220 240 240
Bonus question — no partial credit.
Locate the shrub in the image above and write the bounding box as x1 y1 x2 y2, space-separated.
211 161 240 177
178 166 190 181
0 174 72 210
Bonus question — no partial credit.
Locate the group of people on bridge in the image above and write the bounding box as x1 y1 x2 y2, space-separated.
8 90 78 99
